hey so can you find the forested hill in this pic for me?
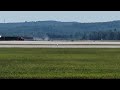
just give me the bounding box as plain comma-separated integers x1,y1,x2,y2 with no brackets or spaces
0,20,120,40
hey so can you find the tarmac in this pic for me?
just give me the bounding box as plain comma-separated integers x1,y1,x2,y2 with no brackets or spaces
0,41,120,48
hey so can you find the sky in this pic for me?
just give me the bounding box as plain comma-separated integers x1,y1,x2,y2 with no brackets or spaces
0,11,120,23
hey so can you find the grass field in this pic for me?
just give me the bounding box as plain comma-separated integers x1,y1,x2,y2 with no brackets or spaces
0,48,120,79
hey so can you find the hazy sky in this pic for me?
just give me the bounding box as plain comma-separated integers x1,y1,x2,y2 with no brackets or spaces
0,11,120,23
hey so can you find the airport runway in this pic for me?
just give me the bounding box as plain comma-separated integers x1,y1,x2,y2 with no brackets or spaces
0,41,120,48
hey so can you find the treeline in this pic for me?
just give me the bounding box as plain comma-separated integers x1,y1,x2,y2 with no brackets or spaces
47,29,120,40
1,29,120,40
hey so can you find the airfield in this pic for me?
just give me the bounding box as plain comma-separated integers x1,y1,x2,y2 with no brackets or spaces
0,40,120,48
1,41,120,79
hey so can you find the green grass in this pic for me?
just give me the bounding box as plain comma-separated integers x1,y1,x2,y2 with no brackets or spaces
0,48,120,79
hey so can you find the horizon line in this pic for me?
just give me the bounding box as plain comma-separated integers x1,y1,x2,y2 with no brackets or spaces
0,20,120,24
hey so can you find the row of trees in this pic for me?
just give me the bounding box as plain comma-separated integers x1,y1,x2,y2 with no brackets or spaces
1,29,120,40
46,29,120,40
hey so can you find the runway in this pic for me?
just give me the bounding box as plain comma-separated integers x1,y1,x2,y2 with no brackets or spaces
0,41,120,48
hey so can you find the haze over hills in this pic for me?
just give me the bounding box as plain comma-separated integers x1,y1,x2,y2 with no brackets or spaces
0,20,120,40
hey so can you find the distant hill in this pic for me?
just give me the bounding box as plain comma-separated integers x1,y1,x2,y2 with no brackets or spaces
0,20,120,40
